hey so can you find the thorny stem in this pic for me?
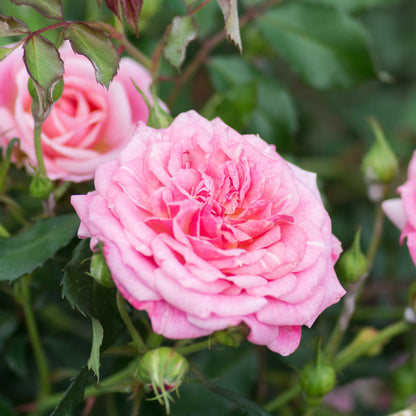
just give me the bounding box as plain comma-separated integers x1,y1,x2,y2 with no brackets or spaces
325,203,385,359
116,291,147,353
166,0,285,107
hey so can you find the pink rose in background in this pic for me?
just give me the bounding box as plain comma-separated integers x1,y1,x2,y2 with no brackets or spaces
0,42,154,182
71,111,345,355
382,151,416,265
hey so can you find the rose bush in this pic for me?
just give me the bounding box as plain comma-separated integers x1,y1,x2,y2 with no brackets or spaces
0,42,154,182
71,111,345,355
382,151,416,266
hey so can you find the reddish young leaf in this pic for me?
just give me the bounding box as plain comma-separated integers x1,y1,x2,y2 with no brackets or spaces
105,0,143,35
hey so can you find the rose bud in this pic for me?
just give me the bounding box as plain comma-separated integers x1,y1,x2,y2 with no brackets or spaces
137,347,188,414
337,227,367,284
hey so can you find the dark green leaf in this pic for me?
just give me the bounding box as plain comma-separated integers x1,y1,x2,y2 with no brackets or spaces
208,56,257,91
248,78,297,148
64,22,119,88
305,0,401,12
50,366,90,416
193,366,273,416
0,214,79,282
257,2,377,89
0,396,16,416
5,335,27,379
0,311,19,351
163,16,198,70
62,240,123,349
87,317,103,381
10,0,62,19
0,15,29,37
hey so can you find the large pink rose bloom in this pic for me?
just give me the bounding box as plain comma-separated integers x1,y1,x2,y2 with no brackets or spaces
0,42,153,182
382,151,416,265
71,111,345,355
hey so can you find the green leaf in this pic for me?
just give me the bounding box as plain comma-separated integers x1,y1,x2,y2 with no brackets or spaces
0,46,17,61
23,35,63,91
163,16,198,70
5,335,28,379
87,317,103,381
23,34,64,120
10,0,62,19
64,22,119,88
217,0,242,52
208,56,257,91
50,366,90,416
62,240,123,349
257,2,377,89
248,78,297,149
0,15,29,37
193,366,273,416
0,311,19,351
304,0,401,12
0,396,16,416
0,214,79,282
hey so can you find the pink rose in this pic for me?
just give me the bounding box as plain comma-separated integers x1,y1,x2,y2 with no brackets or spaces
0,42,154,182
382,151,416,265
71,111,345,355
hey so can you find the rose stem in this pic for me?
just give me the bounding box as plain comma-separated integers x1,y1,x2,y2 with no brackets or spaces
324,203,385,359
13,275,51,400
264,319,409,413
116,291,147,352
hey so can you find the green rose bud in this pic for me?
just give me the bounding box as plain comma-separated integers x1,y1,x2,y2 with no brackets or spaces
88,249,114,288
137,347,189,414
337,227,367,284
301,343,336,406
213,324,249,348
29,172,53,199
362,117,398,200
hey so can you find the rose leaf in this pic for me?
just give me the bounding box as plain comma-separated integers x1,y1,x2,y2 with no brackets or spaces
217,0,242,52
0,15,30,37
10,0,63,19
0,214,79,282
64,22,119,88
256,2,378,89
163,15,198,71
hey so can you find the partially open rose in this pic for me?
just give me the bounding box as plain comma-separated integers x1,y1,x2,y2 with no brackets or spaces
72,111,345,355
382,151,416,266
0,42,155,182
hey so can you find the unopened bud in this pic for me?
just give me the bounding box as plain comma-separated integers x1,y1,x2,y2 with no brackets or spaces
137,347,188,414
362,117,398,189
301,343,336,406
88,249,113,288
214,324,249,348
29,172,53,199
337,227,367,284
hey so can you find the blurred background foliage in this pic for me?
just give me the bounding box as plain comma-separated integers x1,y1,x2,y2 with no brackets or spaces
0,0,416,415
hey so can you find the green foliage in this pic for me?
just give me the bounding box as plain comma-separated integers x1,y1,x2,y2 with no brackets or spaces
257,2,377,89
163,16,198,70
0,215,79,281
64,22,119,88
10,0,63,19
